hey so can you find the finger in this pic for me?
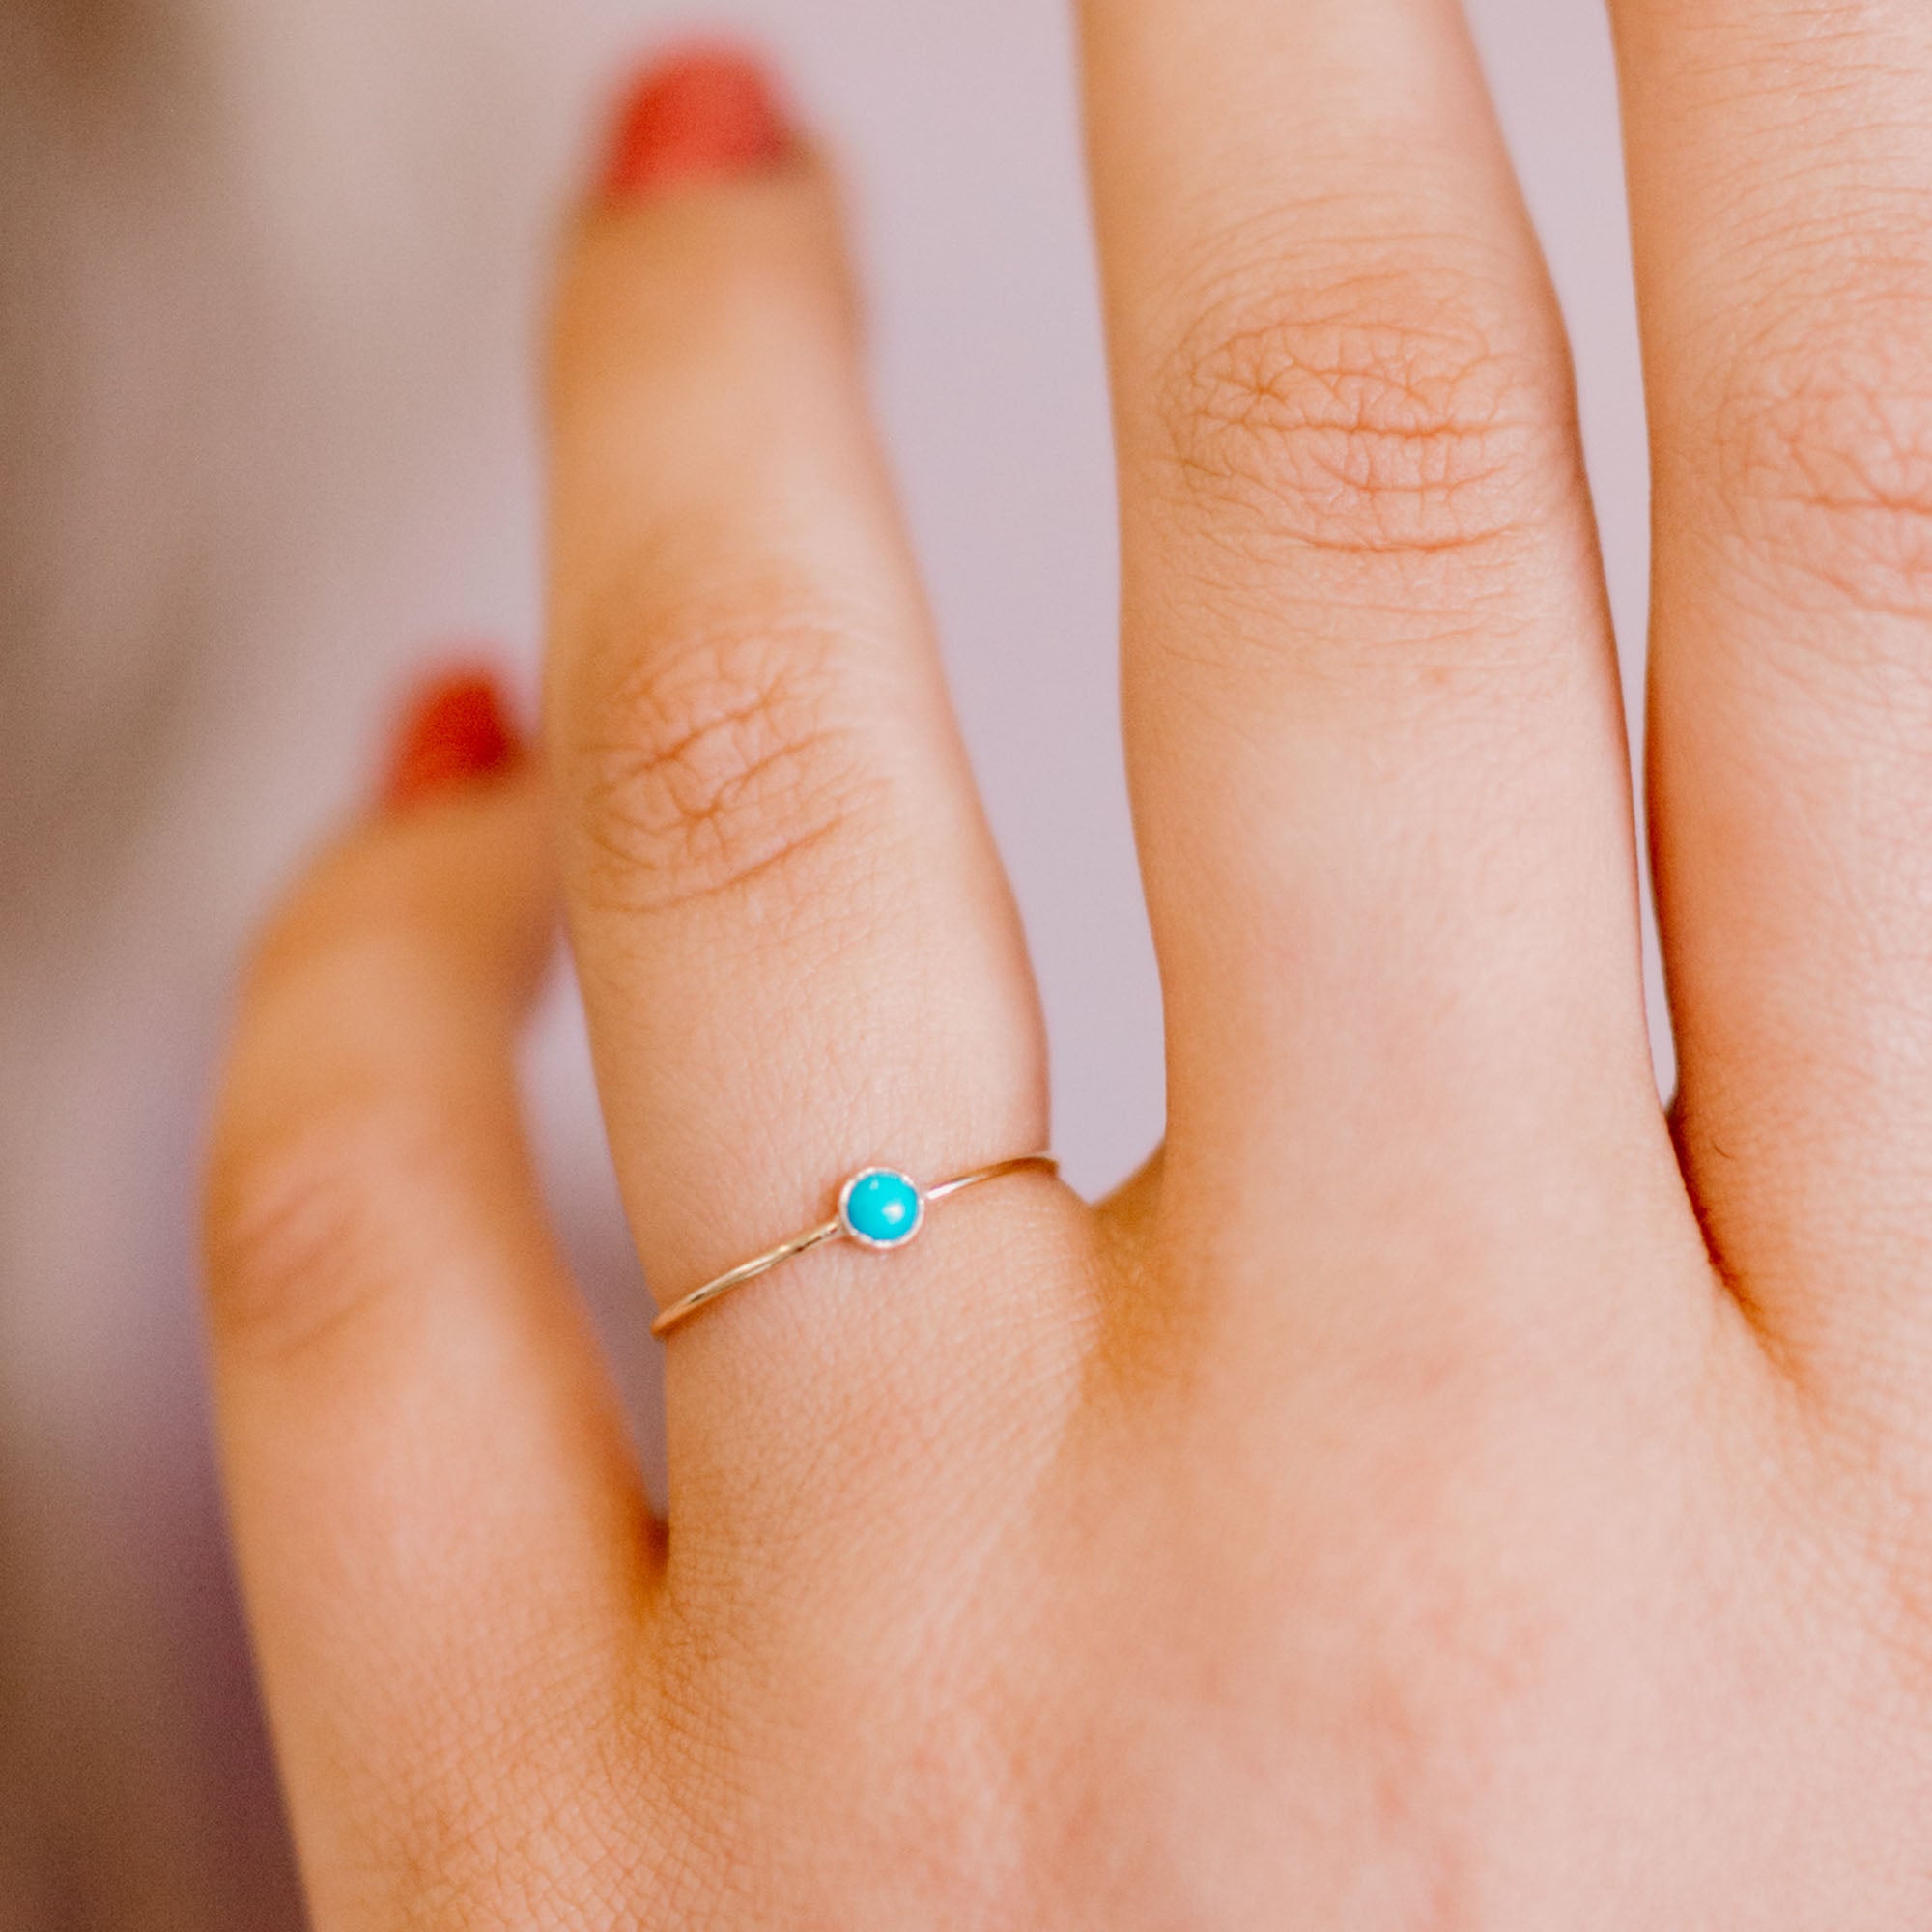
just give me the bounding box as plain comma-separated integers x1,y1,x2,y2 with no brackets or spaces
1609,0,1932,1387
547,55,1088,1527
203,678,652,1922
1079,0,1680,1328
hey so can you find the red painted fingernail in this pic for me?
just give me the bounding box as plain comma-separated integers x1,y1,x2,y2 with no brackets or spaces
598,45,794,200
382,668,520,811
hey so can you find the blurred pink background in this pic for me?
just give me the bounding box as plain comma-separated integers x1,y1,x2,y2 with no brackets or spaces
0,0,1654,1919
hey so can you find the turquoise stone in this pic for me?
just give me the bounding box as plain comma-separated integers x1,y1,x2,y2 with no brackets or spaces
841,1168,924,1249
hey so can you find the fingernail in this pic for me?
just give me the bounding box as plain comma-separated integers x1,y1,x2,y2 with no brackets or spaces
598,45,794,200
382,668,520,811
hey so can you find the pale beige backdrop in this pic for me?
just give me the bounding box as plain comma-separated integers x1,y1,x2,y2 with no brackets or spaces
0,0,1651,1920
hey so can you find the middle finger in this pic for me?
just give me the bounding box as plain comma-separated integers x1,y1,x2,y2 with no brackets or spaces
1082,0,1676,1335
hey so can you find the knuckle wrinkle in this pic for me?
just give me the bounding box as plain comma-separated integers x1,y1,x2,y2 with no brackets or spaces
1158,269,1556,567
1717,331,1932,624
571,613,883,919
204,1106,446,1362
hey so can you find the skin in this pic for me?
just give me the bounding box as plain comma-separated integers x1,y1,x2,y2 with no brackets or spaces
204,0,1932,1922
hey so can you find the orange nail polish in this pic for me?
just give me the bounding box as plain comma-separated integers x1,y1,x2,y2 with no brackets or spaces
598,45,794,200
382,668,519,811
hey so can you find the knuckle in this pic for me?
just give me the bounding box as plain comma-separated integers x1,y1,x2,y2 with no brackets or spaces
1715,315,1932,625
568,598,888,921
203,1099,448,1363
1154,261,1560,573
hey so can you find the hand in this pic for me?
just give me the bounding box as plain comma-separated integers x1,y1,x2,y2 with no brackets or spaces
205,14,1932,1924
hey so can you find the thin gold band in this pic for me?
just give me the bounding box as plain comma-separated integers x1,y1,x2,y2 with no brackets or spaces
651,1155,1060,1339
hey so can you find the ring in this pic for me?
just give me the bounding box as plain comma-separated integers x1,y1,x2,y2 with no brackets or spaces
651,1155,1060,1338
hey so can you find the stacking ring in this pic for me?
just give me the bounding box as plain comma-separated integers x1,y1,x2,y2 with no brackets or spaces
651,1155,1060,1338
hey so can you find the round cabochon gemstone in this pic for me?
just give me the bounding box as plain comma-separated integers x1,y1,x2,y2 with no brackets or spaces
841,1168,925,1249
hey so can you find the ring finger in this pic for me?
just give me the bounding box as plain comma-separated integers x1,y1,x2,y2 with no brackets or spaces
545,52,1087,1543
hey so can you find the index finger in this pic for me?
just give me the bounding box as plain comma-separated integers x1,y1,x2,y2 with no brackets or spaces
1611,0,1932,1394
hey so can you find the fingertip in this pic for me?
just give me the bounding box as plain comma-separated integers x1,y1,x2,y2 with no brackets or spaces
382,666,523,812
595,43,798,203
